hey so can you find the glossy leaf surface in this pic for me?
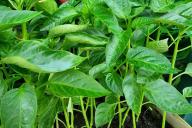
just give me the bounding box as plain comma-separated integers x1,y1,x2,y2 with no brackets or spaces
48,69,110,97
1,84,37,128
1,40,85,73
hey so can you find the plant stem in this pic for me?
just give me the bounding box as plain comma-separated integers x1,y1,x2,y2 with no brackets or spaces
118,96,122,128
90,98,94,128
80,97,90,128
61,99,71,128
22,23,28,40
178,45,192,52
56,114,59,128
162,33,182,128
71,103,74,128
122,108,130,126
132,112,136,128
172,72,185,81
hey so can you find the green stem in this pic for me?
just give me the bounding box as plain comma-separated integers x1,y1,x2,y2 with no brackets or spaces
118,96,122,128
80,97,90,128
132,112,136,128
22,23,28,40
71,103,74,128
56,114,59,128
172,72,185,81
90,98,94,128
162,33,182,128
122,108,130,126
61,99,71,128
178,45,192,52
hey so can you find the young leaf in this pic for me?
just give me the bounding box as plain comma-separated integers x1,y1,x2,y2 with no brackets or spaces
41,6,78,31
49,24,88,37
48,69,110,97
1,84,37,128
149,0,174,12
1,40,85,73
95,103,116,127
92,5,122,35
106,28,131,66
127,46,174,74
35,0,58,14
146,38,169,53
0,10,40,30
64,32,108,46
183,87,192,98
123,75,143,115
185,63,192,77
145,79,192,114
89,63,106,78
104,0,131,19
105,72,123,96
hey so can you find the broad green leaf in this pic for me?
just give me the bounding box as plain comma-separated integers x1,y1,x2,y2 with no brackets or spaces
41,6,78,31
92,5,122,35
35,0,58,14
49,24,88,37
0,10,40,30
158,13,190,26
95,103,116,127
89,63,106,78
48,69,110,97
64,33,108,48
123,75,143,115
1,40,85,73
38,96,59,128
183,87,192,98
1,84,37,128
127,46,174,74
145,79,192,114
132,17,155,29
170,2,192,18
149,0,174,12
106,28,131,66
106,73,123,96
104,0,131,19
185,63,192,77
136,68,161,84
146,38,169,53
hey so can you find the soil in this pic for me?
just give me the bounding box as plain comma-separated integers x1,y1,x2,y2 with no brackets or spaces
57,106,173,128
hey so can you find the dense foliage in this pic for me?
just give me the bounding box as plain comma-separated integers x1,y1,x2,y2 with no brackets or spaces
0,0,192,128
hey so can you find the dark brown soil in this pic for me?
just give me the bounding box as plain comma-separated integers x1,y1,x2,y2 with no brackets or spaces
57,106,173,128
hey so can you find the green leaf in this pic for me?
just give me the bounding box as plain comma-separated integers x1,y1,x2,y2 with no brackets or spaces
48,69,110,97
89,63,106,78
106,28,131,66
146,38,169,53
183,87,192,98
38,96,59,128
95,103,116,127
0,10,40,30
1,40,85,73
41,6,78,31
185,63,192,77
127,46,174,74
149,0,174,12
92,5,122,35
123,75,143,115
49,24,88,37
35,0,58,14
145,79,192,114
105,73,123,96
132,17,155,29
1,84,37,128
64,33,108,47
104,0,131,19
